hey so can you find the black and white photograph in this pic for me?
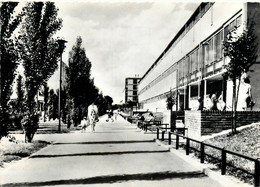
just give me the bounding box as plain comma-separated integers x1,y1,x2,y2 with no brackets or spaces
0,1,259,186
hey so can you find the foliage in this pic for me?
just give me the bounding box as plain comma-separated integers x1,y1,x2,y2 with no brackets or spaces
166,89,176,110
66,36,98,125
18,2,63,142
223,22,258,133
9,75,25,129
0,139,49,167
104,95,113,109
0,2,23,139
223,23,258,80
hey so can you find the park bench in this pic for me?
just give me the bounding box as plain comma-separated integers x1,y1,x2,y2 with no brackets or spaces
172,119,188,136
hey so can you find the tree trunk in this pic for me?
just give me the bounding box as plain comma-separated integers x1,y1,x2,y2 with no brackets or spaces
232,78,237,134
232,77,241,134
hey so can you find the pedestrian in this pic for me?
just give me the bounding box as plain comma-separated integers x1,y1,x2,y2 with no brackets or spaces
88,102,99,132
114,109,119,120
217,94,226,111
80,116,88,133
146,112,154,122
106,109,114,122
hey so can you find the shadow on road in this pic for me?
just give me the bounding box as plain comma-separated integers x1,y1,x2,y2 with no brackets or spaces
2,171,206,187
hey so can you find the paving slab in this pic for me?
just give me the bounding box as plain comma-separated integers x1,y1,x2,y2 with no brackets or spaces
0,115,223,187
0,152,221,186
30,142,169,157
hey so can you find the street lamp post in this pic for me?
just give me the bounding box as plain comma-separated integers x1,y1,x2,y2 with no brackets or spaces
57,39,67,132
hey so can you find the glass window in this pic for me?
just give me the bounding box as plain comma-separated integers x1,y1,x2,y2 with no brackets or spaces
190,50,198,73
178,60,183,79
198,46,204,69
204,42,210,66
184,57,189,76
127,97,133,102
127,85,133,90
236,15,242,27
128,91,133,96
214,31,224,60
128,79,133,84
208,38,214,63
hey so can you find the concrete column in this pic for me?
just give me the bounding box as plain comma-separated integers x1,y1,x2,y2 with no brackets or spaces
188,85,191,109
198,81,201,97
184,86,186,110
204,79,207,104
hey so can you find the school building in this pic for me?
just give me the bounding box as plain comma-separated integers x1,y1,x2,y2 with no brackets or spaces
138,2,260,112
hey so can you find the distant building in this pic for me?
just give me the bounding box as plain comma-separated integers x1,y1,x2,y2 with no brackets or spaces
125,76,141,106
138,2,260,112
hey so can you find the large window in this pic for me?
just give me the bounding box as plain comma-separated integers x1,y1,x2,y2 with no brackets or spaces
128,79,133,84
198,46,204,69
190,49,199,73
183,57,189,76
205,38,214,65
178,60,183,79
214,31,223,61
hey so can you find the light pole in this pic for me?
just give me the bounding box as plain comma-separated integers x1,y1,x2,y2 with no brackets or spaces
0,3,2,106
57,39,67,132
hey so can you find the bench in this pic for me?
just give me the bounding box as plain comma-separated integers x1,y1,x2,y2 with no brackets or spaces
172,119,188,136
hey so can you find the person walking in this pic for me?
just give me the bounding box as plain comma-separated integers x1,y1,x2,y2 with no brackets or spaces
106,109,114,122
88,102,99,132
80,116,88,133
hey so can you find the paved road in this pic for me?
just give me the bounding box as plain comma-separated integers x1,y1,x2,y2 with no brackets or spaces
0,115,222,187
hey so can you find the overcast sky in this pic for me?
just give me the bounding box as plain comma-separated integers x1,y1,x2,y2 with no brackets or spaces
46,1,200,104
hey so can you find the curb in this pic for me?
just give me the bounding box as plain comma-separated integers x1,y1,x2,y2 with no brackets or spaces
155,139,252,187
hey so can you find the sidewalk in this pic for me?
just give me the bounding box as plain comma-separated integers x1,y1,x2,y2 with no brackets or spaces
0,115,225,187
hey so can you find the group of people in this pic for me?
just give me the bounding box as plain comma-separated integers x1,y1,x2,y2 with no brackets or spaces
203,93,226,111
80,105,121,132
195,73,254,111
106,109,120,122
80,103,99,133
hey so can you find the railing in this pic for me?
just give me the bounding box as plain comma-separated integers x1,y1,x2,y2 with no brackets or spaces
156,128,260,187
138,120,169,133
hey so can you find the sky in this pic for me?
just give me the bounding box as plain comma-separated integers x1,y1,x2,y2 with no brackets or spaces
45,1,200,104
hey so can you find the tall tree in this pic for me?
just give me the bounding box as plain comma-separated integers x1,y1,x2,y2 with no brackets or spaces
104,95,113,110
223,22,258,134
19,2,62,142
67,36,98,125
0,2,23,139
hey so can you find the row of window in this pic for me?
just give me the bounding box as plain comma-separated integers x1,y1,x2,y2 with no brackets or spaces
178,14,242,79
126,85,138,90
125,78,140,85
126,91,138,96
127,96,138,102
172,3,214,49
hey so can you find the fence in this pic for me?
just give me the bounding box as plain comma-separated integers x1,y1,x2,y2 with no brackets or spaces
156,128,260,187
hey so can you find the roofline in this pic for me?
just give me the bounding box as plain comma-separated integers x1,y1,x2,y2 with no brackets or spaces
139,2,208,83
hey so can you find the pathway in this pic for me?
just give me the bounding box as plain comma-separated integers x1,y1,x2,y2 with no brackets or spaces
0,115,222,187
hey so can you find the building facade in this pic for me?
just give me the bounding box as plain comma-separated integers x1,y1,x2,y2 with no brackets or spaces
138,2,260,112
125,77,141,106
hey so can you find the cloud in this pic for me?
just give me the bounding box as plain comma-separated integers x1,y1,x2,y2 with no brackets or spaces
48,2,199,103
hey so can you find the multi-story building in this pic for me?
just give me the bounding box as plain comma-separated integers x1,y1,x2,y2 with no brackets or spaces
125,76,141,106
138,2,260,112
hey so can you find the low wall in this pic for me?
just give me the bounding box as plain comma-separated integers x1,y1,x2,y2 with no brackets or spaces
184,110,260,138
